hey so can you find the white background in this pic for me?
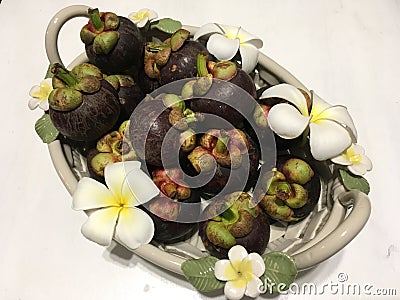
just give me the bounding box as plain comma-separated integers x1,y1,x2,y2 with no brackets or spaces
1,0,399,299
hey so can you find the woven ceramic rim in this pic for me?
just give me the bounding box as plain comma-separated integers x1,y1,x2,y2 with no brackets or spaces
45,5,371,274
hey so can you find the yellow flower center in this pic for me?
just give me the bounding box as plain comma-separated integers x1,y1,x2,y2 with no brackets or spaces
343,147,362,165
133,11,149,21
225,259,254,289
33,81,52,101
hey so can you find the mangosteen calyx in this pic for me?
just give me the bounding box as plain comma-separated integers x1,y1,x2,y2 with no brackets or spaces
81,9,120,55
200,192,270,258
192,129,250,169
81,8,144,74
88,121,136,179
143,29,190,80
259,157,317,222
152,168,191,200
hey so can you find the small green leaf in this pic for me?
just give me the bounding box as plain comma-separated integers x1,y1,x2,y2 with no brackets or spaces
339,169,370,195
181,256,225,292
260,252,297,293
151,18,182,34
35,114,59,144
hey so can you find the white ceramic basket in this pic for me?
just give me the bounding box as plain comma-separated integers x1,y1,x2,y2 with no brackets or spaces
45,5,371,275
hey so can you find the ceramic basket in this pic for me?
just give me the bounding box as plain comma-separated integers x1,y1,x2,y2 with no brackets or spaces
44,5,371,276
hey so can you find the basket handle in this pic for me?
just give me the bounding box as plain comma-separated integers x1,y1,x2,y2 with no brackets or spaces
45,5,91,65
292,185,371,270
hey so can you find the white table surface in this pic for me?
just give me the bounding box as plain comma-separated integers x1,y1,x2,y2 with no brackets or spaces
1,0,399,299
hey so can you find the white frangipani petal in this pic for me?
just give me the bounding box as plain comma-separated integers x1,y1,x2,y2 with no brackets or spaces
38,99,49,111
309,120,352,160
193,23,224,41
215,260,238,281
268,103,310,139
115,207,154,250
238,43,259,73
312,99,357,140
81,207,120,246
247,253,265,277
207,34,239,61
228,245,248,262
236,27,263,48
261,84,309,116
29,85,40,97
348,156,372,176
104,161,141,200
124,168,160,207
331,154,352,166
28,97,40,110
72,177,117,210
224,280,246,300
244,277,263,298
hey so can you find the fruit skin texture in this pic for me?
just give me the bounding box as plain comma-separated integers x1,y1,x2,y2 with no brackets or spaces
159,41,207,86
129,100,182,167
49,80,120,141
85,16,144,74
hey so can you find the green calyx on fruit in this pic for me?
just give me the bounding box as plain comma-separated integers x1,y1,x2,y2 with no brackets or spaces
104,74,136,90
260,158,315,222
198,129,249,169
49,63,103,111
80,9,120,53
206,192,258,248
90,122,136,177
188,146,216,173
210,61,238,81
253,104,271,128
170,29,190,51
152,169,191,200
282,158,314,185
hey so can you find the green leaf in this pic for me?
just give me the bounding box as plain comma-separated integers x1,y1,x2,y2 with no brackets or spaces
35,114,59,144
260,252,297,293
181,256,225,292
339,169,370,195
151,18,182,34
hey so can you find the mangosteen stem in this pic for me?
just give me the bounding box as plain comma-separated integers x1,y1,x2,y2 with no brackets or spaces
88,8,103,31
51,63,78,87
221,207,236,222
215,134,229,154
196,52,209,77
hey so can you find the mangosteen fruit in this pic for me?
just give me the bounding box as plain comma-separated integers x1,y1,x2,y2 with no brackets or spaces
145,168,201,244
104,75,145,121
86,121,136,182
48,63,120,141
80,8,144,74
186,129,260,197
199,192,270,259
258,156,321,222
190,59,257,129
142,29,209,86
129,94,201,167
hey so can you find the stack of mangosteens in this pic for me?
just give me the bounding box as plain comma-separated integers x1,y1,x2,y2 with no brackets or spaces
47,8,321,258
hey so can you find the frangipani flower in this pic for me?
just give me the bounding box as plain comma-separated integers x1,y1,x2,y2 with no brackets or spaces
128,9,158,28
215,245,265,300
28,78,52,111
72,161,159,250
193,24,263,73
264,84,358,161
331,143,372,176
